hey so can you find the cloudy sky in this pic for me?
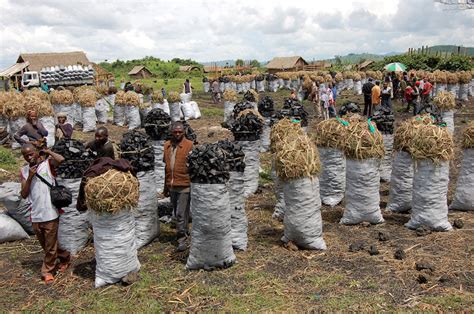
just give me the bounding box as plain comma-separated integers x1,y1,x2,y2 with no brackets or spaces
0,0,473,68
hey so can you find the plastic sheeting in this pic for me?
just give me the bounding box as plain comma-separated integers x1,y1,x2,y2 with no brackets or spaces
203,82,210,93
387,150,413,213
318,147,345,207
380,134,394,182
0,116,8,129
82,107,96,132
449,148,474,211
282,177,326,250
353,80,362,95
152,140,166,194
186,183,236,270
169,102,182,122
447,84,459,99
114,104,126,126
341,159,384,225
57,178,89,255
271,160,285,220
95,98,108,124
181,102,195,120
458,83,469,101
260,119,271,152
152,100,170,115
224,101,235,125
125,105,141,130
238,140,261,197
256,81,265,92
229,172,248,251
89,209,141,287
191,101,201,119
39,116,55,148
180,93,192,103
9,117,26,149
72,103,82,126
0,213,29,243
442,111,454,133
134,171,159,248
406,160,452,231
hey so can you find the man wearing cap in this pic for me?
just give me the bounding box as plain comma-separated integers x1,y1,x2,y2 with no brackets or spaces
55,112,73,143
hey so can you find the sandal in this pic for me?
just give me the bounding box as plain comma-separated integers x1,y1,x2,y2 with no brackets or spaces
57,262,70,273
43,273,54,284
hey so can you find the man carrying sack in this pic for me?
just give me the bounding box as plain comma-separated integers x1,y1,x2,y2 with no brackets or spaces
20,144,70,284
163,121,193,252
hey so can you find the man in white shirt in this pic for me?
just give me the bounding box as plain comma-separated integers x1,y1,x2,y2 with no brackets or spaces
20,144,70,284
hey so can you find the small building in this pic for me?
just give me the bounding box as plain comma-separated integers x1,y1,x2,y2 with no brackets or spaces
265,56,308,73
358,60,374,70
179,65,202,72
128,65,153,79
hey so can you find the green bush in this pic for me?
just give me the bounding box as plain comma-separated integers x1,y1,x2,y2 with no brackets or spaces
0,147,17,165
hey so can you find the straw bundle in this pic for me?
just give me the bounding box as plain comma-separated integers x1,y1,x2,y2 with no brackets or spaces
73,85,93,102
115,91,126,105
96,85,109,96
270,118,304,153
313,118,349,149
366,70,376,79
237,109,264,122
433,70,447,84
314,76,324,84
393,118,426,152
167,91,180,103
0,91,13,114
85,169,139,213
462,121,474,149
223,90,237,102
353,73,362,81
124,91,140,106
446,72,459,84
343,71,354,80
275,134,321,180
152,91,164,103
343,118,385,160
249,89,259,102
433,91,455,110
77,89,98,107
50,90,74,105
324,74,333,83
458,71,472,84
23,88,49,101
334,73,343,82
408,124,454,162
359,72,366,79
302,76,313,90
24,95,54,117
3,93,27,118
374,71,383,80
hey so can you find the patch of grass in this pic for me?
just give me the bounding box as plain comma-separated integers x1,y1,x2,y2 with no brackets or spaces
0,146,17,165
199,107,224,117
422,294,474,310
308,273,346,289
320,292,387,310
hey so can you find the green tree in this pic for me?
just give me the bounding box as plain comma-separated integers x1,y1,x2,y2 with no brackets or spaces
235,59,245,67
157,62,179,79
250,59,261,68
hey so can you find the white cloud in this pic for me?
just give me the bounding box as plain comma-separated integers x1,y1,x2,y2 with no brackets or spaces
0,0,473,69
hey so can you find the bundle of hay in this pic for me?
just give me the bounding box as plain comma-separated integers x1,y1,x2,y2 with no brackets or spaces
151,91,164,104
77,89,98,107
124,91,140,106
115,91,126,105
50,90,74,105
359,72,366,79
343,117,385,160
313,118,348,150
85,169,139,213
223,90,237,102
433,91,455,110
446,72,459,84
237,109,264,122
0,92,13,116
270,118,304,153
374,71,383,80
96,85,109,96
408,124,454,163
462,121,474,149
343,71,354,80
324,74,333,83
167,91,180,104
3,93,27,118
433,70,447,84
353,72,362,81
23,88,49,101
334,73,343,82
458,71,472,84
24,95,54,117
275,134,321,180
366,70,376,79
302,75,313,91
314,76,324,84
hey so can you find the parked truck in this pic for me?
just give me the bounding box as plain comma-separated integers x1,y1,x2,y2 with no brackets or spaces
21,64,95,89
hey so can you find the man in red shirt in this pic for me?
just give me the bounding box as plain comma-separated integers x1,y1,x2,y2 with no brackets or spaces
404,83,419,115
421,78,433,105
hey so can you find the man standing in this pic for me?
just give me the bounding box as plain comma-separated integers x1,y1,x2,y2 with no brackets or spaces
20,144,70,284
183,78,192,94
381,82,392,110
163,122,193,252
362,78,374,116
370,81,381,117
85,127,115,159
421,78,433,105
14,110,48,148
211,79,220,104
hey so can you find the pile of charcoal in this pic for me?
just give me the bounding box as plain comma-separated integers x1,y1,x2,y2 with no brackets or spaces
255,74,265,81
233,101,255,117
276,99,309,127
371,107,395,134
266,74,278,81
243,90,257,102
187,143,230,184
52,139,94,179
231,111,264,141
258,96,274,117
219,76,230,83
144,108,171,141
339,102,362,116
417,103,445,126
217,140,246,172
120,130,155,172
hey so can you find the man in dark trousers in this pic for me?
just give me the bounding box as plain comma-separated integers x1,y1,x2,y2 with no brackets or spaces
85,127,115,159
163,121,193,252
362,78,375,116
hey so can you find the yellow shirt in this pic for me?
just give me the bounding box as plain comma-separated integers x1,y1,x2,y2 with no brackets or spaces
371,85,381,105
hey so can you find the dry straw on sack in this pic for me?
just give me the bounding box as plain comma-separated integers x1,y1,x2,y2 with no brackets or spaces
96,85,109,96
249,89,259,102
393,115,434,152
408,123,453,163
0,91,14,114
124,91,140,106
359,72,366,79
458,71,472,84
334,73,343,82
343,71,354,80
353,73,362,81
343,116,385,160
313,118,349,149
275,134,321,181
23,88,49,101
462,121,474,149
115,90,126,105
77,89,98,107
24,95,54,117
50,90,74,105
433,90,456,110
152,91,164,103
302,76,313,90
324,74,333,82
3,92,27,118
223,90,238,102
167,91,180,103
270,118,304,153
446,72,459,84
85,169,139,213
433,70,447,84
237,109,264,122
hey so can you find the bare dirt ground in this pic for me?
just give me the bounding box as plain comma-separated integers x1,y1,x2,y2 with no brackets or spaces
0,90,473,311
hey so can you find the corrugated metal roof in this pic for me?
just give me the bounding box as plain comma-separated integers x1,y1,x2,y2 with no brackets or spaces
0,61,30,77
